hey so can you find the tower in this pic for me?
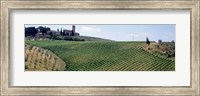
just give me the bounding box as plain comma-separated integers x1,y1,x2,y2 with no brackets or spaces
60,28,63,36
72,25,75,36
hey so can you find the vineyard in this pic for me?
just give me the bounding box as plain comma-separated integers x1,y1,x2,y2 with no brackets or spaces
26,40,175,71
25,44,66,71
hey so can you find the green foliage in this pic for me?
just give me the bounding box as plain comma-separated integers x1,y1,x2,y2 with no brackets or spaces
26,40,175,71
146,37,150,45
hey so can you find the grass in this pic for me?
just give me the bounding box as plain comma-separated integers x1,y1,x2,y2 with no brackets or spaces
26,40,175,71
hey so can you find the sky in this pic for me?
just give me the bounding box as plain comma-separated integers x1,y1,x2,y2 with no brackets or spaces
25,24,175,42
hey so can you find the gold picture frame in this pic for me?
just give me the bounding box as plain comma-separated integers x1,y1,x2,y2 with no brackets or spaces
1,0,199,95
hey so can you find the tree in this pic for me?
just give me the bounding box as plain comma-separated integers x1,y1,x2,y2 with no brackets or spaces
60,31,63,36
146,37,150,45
49,31,53,38
25,27,37,37
158,39,162,43
37,26,48,36
146,37,151,50
46,27,51,31
60,28,63,36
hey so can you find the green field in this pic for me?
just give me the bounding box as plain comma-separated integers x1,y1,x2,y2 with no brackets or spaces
26,40,175,71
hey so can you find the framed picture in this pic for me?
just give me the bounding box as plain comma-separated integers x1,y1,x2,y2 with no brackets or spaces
1,0,199,95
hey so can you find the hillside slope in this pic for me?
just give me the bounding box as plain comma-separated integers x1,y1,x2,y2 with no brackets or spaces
26,40,175,71
25,45,66,71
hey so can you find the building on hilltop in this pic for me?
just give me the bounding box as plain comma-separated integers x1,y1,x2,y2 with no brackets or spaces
47,25,79,36
62,25,79,36
26,25,80,37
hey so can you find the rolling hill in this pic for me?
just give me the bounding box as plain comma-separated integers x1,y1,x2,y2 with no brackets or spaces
25,44,66,71
25,40,175,71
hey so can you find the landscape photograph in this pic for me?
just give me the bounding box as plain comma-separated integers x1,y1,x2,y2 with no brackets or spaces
25,24,175,71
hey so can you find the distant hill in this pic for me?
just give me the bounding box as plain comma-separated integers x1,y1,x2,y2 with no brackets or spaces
76,36,113,41
26,40,175,71
26,35,112,41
